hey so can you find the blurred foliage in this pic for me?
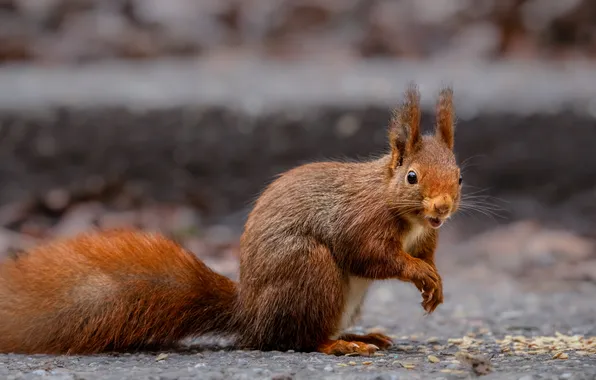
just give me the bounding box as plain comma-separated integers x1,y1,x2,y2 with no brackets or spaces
0,0,595,63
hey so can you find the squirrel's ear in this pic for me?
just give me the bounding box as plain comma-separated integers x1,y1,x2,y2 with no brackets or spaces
435,86,455,150
387,83,421,176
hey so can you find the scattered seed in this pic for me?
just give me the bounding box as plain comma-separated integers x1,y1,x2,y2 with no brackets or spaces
394,345,414,352
553,352,569,360
368,326,387,334
427,355,440,363
392,361,415,369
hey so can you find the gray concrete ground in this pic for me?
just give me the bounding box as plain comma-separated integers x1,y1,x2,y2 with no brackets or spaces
1,273,595,380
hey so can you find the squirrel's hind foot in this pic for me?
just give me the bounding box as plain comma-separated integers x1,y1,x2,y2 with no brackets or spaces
337,333,393,350
317,339,379,356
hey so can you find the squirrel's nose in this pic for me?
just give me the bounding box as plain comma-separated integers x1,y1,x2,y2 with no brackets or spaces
432,197,452,216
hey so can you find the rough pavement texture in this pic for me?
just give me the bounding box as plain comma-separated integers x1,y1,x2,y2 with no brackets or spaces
0,269,595,380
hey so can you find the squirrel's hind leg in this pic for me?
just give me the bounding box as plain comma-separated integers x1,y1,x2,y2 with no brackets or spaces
236,239,345,353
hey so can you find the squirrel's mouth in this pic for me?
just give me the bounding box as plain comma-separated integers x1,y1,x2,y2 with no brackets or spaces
425,217,443,229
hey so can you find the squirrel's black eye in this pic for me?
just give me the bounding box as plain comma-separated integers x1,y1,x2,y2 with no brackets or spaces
458,174,463,185
406,171,418,185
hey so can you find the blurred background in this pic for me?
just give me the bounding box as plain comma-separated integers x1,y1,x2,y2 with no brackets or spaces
0,0,595,291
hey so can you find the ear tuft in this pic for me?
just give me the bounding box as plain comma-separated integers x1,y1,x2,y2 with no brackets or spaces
435,86,455,150
387,83,421,176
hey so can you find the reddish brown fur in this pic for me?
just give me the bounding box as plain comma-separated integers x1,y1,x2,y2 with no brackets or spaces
0,229,237,354
235,84,461,353
0,84,461,356
435,87,455,150
388,83,421,176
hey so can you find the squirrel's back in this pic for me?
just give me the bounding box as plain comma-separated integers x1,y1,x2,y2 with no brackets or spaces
0,229,238,354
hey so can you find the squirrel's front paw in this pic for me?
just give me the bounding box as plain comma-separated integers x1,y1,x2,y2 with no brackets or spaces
411,261,439,292
421,276,443,314
409,261,442,313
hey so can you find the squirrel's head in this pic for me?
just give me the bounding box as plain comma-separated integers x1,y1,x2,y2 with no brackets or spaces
385,84,461,230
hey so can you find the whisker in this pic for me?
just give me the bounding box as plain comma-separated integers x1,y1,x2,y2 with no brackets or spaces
389,205,421,218
461,192,509,201
388,202,420,208
459,201,508,211
460,192,510,208
460,187,504,198
459,200,507,209
461,185,497,194
457,186,511,221
459,154,487,171
461,188,492,196
389,206,420,213
457,204,509,220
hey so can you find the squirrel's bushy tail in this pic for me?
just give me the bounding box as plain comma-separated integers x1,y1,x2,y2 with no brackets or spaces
0,229,239,354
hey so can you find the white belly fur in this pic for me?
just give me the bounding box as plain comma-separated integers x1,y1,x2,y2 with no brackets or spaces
334,220,428,337
402,220,427,252
336,275,372,335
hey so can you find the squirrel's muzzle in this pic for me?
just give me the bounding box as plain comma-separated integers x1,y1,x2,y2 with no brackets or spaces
429,195,453,217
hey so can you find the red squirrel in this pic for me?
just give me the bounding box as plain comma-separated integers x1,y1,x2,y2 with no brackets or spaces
0,84,462,356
